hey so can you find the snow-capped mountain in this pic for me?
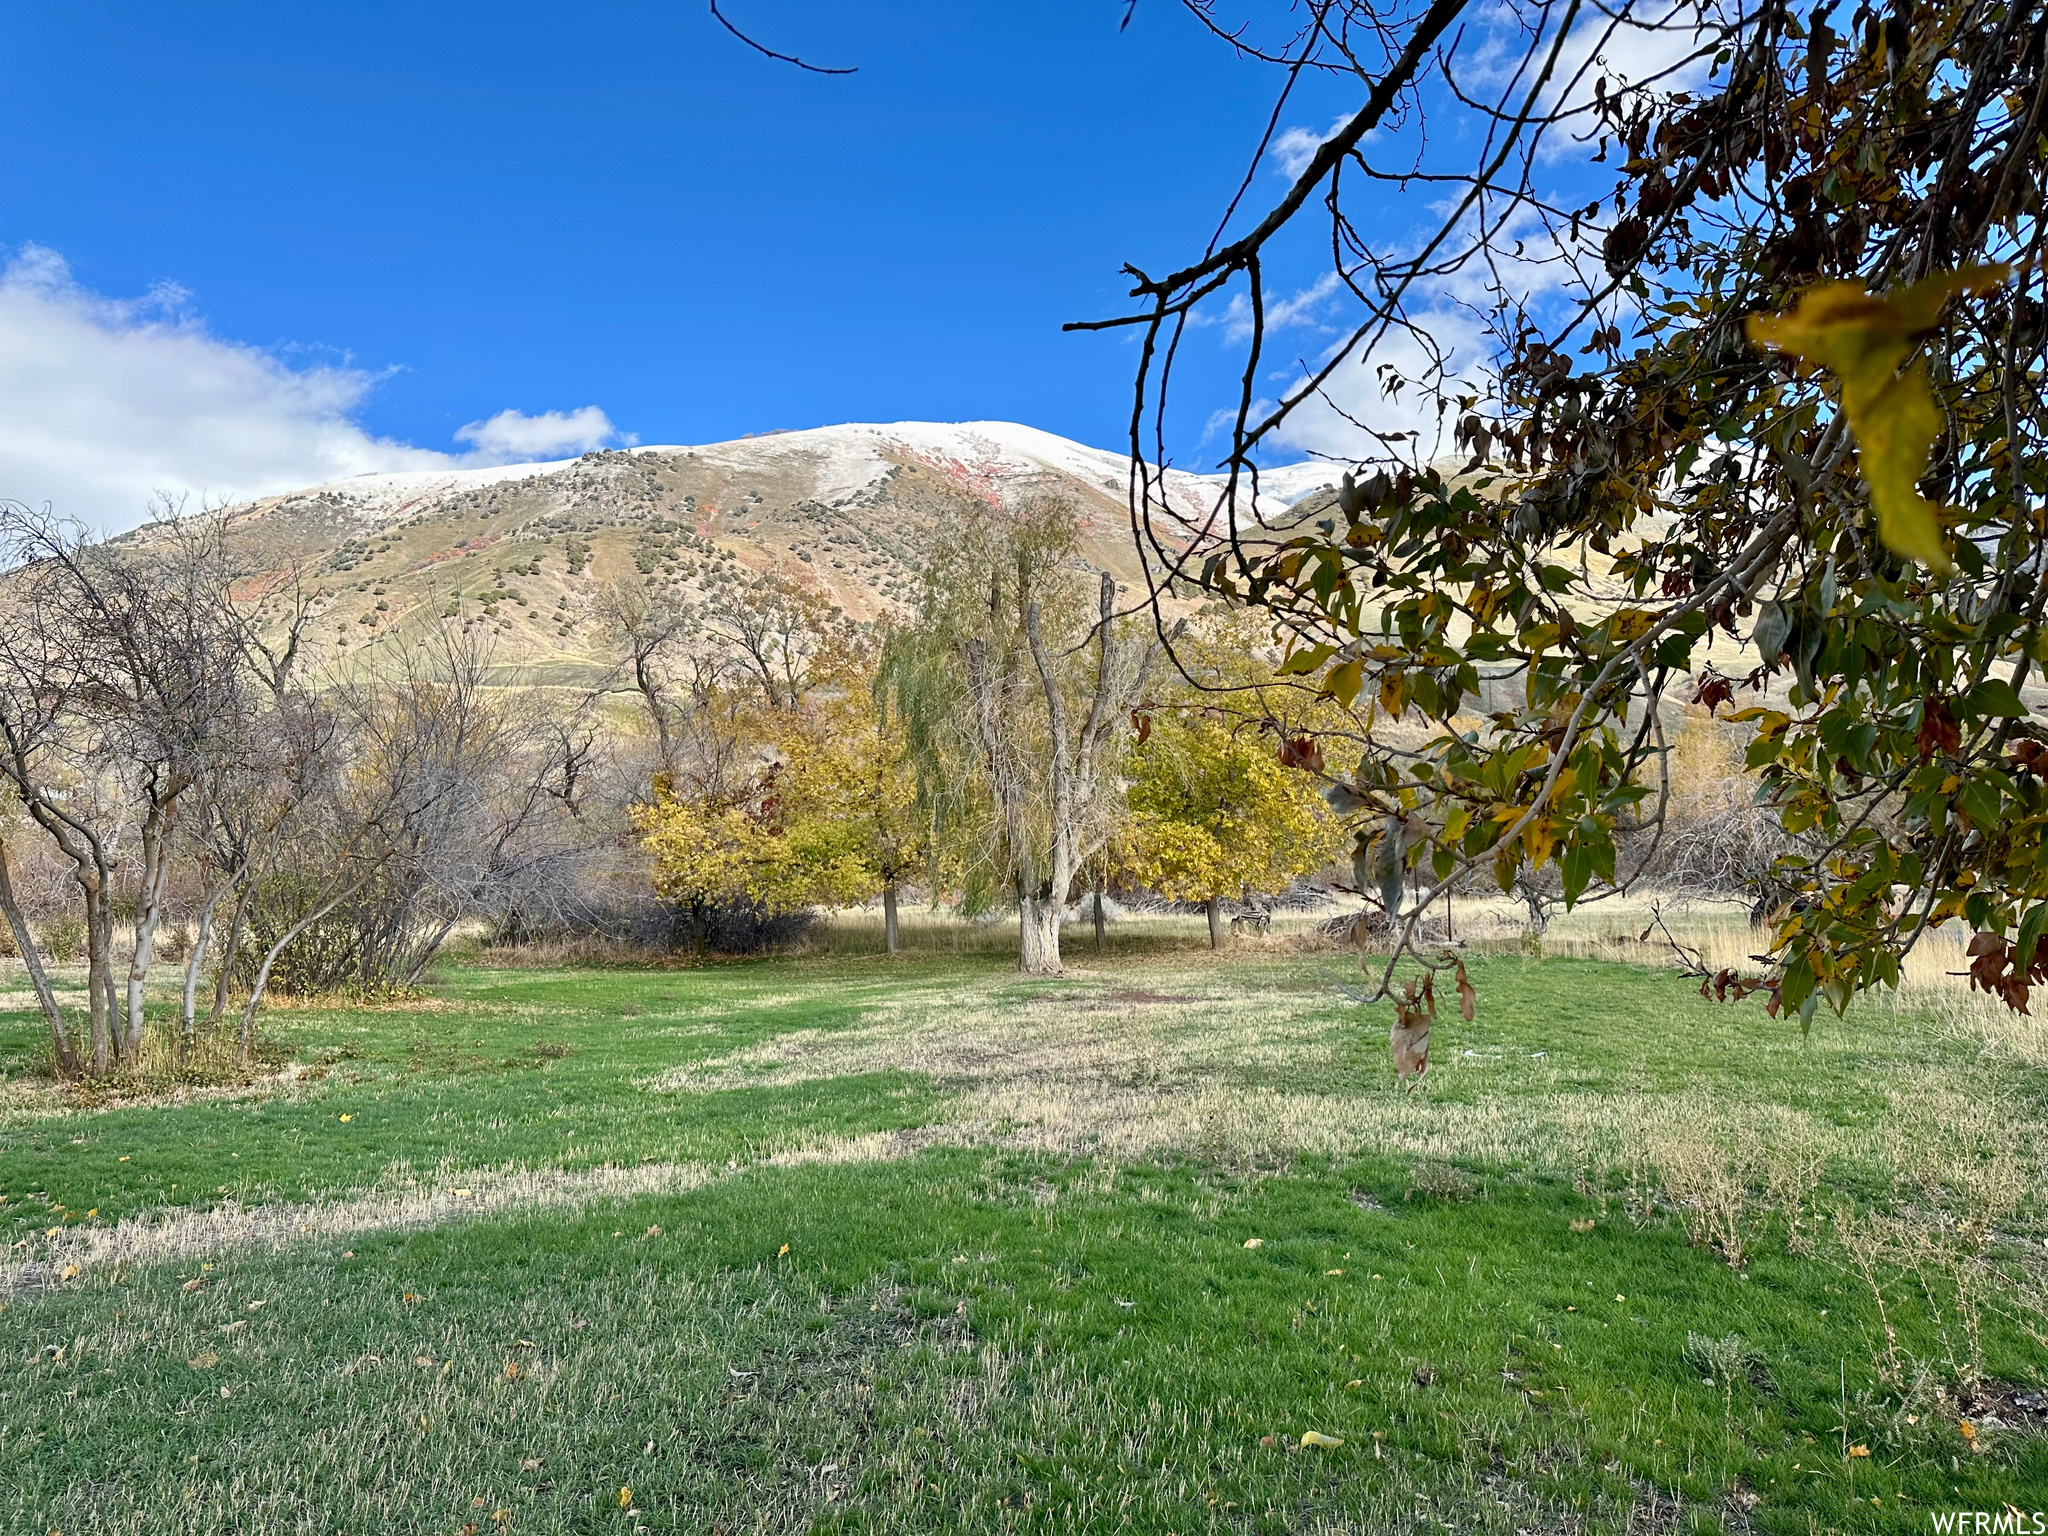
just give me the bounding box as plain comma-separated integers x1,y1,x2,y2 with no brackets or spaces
194,421,1340,681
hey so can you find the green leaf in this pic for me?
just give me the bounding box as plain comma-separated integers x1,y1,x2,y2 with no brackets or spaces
1963,678,2028,719
1559,841,1592,908
1374,816,1406,918
2016,903,2048,974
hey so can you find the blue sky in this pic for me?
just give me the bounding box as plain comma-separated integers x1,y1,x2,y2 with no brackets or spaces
0,0,1383,524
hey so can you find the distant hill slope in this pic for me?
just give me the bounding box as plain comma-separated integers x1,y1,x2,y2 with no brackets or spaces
173,421,1338,688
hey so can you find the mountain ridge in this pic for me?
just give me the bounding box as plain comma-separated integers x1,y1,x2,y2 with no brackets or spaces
178,420,1342,685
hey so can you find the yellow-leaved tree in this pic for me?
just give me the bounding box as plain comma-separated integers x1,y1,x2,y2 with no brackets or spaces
1116,631,1344,946
636,637,921,956
762,672,924,953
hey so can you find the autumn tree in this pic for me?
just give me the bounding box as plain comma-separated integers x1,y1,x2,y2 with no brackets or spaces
887,495,1158,974
1089,0,2048,1020
1119,704,1342,945
635,727,876,955
633,613,897,955
769,669,924,952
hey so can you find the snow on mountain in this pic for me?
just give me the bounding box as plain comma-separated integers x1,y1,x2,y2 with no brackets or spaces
298,420,1336,524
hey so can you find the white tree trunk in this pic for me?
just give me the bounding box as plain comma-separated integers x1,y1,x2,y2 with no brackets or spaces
1018,894,1063,975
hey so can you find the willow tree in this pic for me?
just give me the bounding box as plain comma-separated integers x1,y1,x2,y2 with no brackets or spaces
887,496,1158,974
1089,0,2048,1021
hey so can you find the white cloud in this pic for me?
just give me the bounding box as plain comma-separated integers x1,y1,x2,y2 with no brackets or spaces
455,406,631,460
1266,305,1493,464
1271,113,1356,179
0,245,629,530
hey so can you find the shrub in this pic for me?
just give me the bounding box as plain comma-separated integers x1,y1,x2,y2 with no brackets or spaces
40,914,84,964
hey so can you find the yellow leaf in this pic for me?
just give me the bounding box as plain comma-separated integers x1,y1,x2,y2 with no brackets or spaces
338,1114,353,1123
778,1243,790,1257
1299,1430,1345,1449
618,1486,634,1509
1747,267,2006,571
59,1264,80,1280
1323,659,1364,708
1847,1444,1870,1458
1242,1237,1263,1249
187,1351,219,1369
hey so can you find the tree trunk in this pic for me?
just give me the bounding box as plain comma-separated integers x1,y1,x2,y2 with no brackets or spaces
239,863,386,1066
1206,896,1225,949
123,815,175,1062
1093,873,1105,954
206,876,257,1031
882,879,899,955
0,835,75,1076
1018,893,1063,975
181,876,238,1056
81,878,115,1077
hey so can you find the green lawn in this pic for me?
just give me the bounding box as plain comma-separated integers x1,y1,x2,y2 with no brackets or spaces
1,936,2043,1533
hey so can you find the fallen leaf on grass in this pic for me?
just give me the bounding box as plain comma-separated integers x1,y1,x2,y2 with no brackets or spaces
1242,1238,1263,1249
180,1277,207,1293
1847,1445,1870,1458
1569,1218,1595,1233
618,1486,634,1508
59,1264,80,1281
187,1352,219,1369
521,1458,543,1471
1300,1431,1345,1449
645,1225,662,1237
